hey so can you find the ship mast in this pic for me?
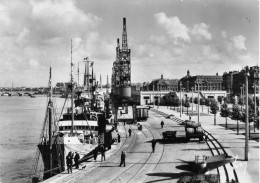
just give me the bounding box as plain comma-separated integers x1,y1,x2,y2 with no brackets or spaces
71,39,74,133
48,65,53,177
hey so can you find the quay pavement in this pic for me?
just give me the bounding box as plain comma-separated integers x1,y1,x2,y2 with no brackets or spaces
42,105,258,183
155,105,259,183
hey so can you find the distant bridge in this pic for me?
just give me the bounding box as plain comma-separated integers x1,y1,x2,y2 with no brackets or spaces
0,91,38,96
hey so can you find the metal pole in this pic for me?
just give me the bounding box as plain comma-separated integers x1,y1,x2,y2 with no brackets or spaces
240,87,243,111
153,83,155,108
245,67,249,161
48,103,53,176
198,82,200,123
157,84,159,109
253,84,256,132
71,40,74,134
191,87,194,114
180,82,182,117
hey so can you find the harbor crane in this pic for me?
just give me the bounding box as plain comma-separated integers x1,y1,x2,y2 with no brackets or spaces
111,18,138,124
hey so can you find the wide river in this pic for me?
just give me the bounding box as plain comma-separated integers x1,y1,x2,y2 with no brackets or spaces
0,96,65,183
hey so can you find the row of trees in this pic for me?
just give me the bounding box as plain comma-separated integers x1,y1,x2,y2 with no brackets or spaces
159,92,259,131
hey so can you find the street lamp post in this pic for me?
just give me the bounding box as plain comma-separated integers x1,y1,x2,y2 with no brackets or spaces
197,82,200,123
253,83,257,132
153,83,155,108
244,66,249,161
191,87,194,114
180,82,182,117
240,86,243,111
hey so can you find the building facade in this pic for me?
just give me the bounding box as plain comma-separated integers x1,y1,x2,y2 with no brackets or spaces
222,66,259,95
179,70,223,92
148,74,179,91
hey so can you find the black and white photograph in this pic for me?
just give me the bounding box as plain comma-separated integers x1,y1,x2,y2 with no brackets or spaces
0,0,259,182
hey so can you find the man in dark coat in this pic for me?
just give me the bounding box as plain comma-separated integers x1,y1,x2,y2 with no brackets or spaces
117,133,121,143
152,139,156,153
93,147,98,161
119,151,126,167
161,121,164,129
100,145,106,162
128,128,132,137
66,152,73,173
74,152,80,169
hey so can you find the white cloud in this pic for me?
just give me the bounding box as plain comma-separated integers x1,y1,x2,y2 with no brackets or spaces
0,3,11,26
30,0,101,39
154,12,190,43
16,27,30,46
29,59,39,67
221,30,227,38
231,35,247,50
191,23,212,40
0,0,104,86
149,35,168,45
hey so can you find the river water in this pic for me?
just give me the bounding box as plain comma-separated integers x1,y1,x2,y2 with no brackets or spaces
0,96,65,183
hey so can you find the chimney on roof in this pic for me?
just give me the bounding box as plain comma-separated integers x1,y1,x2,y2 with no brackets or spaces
161,74,163,79
187,69,190,77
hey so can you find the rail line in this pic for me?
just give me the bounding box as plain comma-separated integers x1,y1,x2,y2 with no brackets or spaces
151,108,239,183
203,129,239,183
142,124,165,183
108,123,165,183
108,124,154,183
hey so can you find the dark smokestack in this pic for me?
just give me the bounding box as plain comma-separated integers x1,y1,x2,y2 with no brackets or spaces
123,17,126,25
117,38,119,45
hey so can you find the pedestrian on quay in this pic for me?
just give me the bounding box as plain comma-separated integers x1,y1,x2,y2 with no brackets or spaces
124,120,126,126
128,128,132,137
74,152,80,169
152,139,156,153
117,133,121,144
115,122,118,130
66,151,73,173
161,121,164,129
100,145,106,162
93,147,98,161
189,115,191,121
119,151,126,167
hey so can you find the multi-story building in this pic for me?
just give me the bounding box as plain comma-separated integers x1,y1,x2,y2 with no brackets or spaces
222,71,240,93
179,70,223,91
231,66,259,94
148,74,179,91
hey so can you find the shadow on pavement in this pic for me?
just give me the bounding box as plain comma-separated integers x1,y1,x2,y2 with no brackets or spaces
144,137,190,144
146,172,194,182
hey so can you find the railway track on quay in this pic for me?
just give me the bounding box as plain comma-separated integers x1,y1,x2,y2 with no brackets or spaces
151,108,239,183
109,124,165,183
203,130,239,183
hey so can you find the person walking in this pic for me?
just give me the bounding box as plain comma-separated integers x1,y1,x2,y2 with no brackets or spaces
93,147,98,161
128,128,132,137
152,139,156,153
66,152,73,173
161,121,164,129
189,115,191,121
100,145,106,162
119,151,126,167
117,133,121,143
74,152,80,169
115,122,118,130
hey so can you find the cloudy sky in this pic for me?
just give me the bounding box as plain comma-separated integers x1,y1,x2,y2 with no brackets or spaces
0,0,258,87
